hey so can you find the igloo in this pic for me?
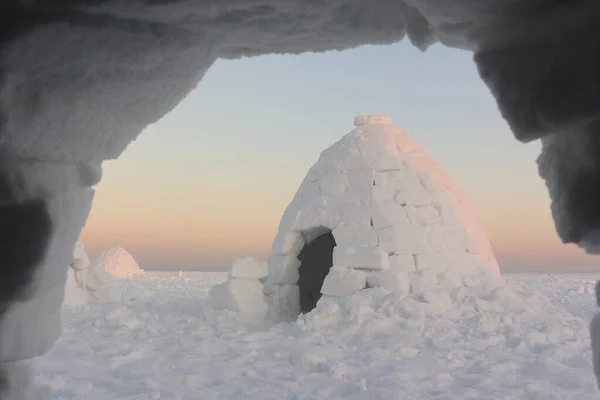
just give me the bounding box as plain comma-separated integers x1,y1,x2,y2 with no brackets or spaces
94,246,145,278
263,115,502,319
65,240,124,303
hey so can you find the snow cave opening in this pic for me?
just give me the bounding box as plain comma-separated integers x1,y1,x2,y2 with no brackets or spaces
296,228,337,314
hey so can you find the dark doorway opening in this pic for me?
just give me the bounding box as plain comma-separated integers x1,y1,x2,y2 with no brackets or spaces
296,229,336,314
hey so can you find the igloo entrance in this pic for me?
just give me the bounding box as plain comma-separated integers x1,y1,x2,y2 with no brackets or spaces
296,228,337,313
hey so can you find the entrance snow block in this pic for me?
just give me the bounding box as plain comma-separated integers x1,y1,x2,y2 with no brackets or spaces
208,279,268,315
333,246,389,270
321,266,367,298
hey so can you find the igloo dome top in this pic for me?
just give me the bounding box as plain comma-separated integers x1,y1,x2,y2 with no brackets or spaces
263,115,501,319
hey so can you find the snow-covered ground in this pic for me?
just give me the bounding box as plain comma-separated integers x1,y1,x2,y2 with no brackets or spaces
39,271,600,399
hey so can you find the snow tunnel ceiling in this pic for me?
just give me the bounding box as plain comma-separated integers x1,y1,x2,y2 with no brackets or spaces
3,1,600,254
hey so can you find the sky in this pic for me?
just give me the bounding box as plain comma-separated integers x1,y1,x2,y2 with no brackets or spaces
80,41,600,273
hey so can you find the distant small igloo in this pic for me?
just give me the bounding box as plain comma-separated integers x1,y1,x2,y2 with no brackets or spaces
94,246,144,278
64,239,124,304
263,115,501,319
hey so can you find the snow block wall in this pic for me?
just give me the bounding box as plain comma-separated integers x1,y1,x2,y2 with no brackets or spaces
209,257,268,315
263,115,502,320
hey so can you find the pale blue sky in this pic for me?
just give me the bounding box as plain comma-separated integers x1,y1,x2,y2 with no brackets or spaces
83,41,600,272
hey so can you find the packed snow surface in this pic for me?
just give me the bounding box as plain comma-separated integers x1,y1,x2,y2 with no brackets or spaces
94,247,145,278
44,271,600,399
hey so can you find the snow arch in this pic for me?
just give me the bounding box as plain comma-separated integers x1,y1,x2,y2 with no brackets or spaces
296,228,337,313
3,2,600,397
263,115,501,319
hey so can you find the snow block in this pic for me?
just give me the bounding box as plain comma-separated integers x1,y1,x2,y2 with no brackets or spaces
296,180,322,204
319,174,348,198
345,170,374,193
403,151,436,173
394,176,431,206
389,254,416,272
332,223,378,247
302,225,332,244
373,171,406,193
63,269,87,307
83,266,113,292
333,246,389,270
409,269,439,293
294,206,341,233
341,199,372,226
71,256,90,271
405,205,441,226
367,270,410,294
354,115,391,126
318,139,366,172
321,266,367,297
430,189,463,225
268,284,300,320
209,279,268,315
427,226,476,252
229,257,268,280
419,289,453,310
415,251,478,274
293,208,325,233
270,255,300,285
377,224,429,255
371,199,411,228
271,231,305,256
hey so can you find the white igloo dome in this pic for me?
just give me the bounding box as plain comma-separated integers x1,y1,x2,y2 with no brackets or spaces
263,115,501,319
94,246,144,278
